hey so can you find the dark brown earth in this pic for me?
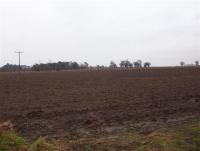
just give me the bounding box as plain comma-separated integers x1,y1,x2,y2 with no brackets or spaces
0,67,200,139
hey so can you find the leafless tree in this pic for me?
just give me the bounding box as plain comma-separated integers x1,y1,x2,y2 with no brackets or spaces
195,60,199,66
180,61,185,67
144,62,151,68
120,60,132,68
109,61,117,68
134,60,142,68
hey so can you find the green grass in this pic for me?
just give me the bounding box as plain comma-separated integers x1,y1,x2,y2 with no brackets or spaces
65,121,200,151
0,131,55,151
0,121,200,151
0,131,27,151
29,137,55,151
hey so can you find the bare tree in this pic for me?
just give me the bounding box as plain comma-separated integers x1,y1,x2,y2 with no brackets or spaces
180,61,185,67
137,60,142,67
84,62,89,68
120,60,132,68
120,60,126,68
134,62,140,68
144,62,151,68
195,60,199,66
134,60,142,68
80,62,89,69
109,61,117,68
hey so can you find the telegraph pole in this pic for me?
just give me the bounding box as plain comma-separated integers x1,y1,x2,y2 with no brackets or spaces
15,51,24,72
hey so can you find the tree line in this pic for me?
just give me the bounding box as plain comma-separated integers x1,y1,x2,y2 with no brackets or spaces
112,60,151,68
0,60,152,72
180,61,199,67
1,59,200,72
0,61,89,72
31,61,89,71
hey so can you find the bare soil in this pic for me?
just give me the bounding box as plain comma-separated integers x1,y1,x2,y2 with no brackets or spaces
0,67,200,140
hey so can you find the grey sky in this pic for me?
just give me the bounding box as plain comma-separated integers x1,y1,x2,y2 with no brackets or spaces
0,0,200,66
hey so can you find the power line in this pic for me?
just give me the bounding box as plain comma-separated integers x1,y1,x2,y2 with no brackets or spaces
15,51,24,72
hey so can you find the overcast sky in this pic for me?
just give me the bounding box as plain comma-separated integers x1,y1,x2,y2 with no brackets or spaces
0,0,200,66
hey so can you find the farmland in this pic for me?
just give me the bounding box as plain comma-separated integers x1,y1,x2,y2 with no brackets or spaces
0,67,200,150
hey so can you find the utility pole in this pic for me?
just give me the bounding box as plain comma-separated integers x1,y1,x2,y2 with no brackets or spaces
15,51,24,72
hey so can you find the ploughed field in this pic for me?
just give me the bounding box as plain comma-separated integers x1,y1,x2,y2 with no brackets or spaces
0,67,200,140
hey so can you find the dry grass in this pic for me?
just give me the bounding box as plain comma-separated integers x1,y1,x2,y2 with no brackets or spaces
0,121,55,151
59,120,200,151
1,120,200,151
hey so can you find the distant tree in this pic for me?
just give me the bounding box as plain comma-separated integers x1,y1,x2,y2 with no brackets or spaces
80,62,89,69
128,61,133,68
144,62,151,68
120,60,126,68
134,60,142,68
120,60,132,68
109,61,117,68
32,64,40,71
180,61,185,67
71,62,79,69
195,60,199,66
31,61,86,71
137,60,142,67
0,63,30,72
134,62,140,68
96,65,105,69
84,62,89,68
55,61,64,71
